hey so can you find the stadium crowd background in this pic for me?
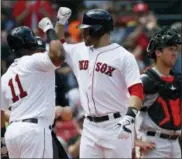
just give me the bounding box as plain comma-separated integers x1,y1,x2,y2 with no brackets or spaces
1,0,181,158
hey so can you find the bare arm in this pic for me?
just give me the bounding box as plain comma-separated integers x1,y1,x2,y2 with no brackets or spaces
1,111,5,128
126,26,143,43
129,96,142,111
55,23,65,40
4,110,10,123
132,45,143,58
48,39,64,66
38,17,65,66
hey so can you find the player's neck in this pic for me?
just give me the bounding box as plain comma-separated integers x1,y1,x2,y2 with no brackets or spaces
24,49,35,56
93,34,111,48
155,62,171,76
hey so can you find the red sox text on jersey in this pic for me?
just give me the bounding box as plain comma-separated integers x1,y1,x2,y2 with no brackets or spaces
79,60,115,76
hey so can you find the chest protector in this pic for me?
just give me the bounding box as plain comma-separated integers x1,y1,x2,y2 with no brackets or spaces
141,68,182,130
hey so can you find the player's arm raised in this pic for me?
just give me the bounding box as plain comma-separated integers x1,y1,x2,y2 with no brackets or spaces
55,7,72,41
54,7,76,70
38,17,64,66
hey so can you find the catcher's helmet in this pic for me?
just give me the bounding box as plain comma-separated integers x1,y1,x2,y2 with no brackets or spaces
7,26,38,57
77,9,113,37
147,26,182,59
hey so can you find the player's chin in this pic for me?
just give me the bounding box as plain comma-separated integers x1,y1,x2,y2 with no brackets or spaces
169,60,177,67
84,40,92,47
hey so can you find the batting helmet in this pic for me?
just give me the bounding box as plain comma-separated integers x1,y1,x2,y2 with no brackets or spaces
77,9,113,37
36,36,46,52
147,26,182,59
7,26,38,57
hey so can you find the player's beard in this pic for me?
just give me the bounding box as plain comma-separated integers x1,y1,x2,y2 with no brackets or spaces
84,36,94,46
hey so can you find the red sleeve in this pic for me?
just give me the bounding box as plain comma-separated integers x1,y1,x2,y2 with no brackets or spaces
136,33,149,51
43,2,55,17
13,1,25,18
128,83,144,101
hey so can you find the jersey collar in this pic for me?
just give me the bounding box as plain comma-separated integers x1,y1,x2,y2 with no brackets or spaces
89,43,119,53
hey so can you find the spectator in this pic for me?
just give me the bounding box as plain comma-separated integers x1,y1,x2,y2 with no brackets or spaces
68,20,82,43
13,1,55,36
110,12,127,44
124,2,158,71
171,22,182,74
1,9,15,32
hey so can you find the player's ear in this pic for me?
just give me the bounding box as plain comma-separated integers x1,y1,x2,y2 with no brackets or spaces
155,49,162,58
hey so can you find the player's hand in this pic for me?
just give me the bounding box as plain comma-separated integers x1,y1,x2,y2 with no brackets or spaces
135,139,156,152
38,17,53,32
57,7,72,25
115,115,134,139
55,106,73,121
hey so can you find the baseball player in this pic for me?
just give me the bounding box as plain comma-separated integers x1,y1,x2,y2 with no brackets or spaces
39,8,144,158
1,23,65,158
135,26,182,158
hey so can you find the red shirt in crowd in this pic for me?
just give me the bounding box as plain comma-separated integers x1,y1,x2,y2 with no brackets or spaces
135,32,149,52
13,1,54,30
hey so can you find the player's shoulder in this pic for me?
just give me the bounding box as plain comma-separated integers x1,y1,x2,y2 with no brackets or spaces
8,53,45,71
19,52,48,64
1,65,14,87
63,42,86,49
1,73,7,83
107,43,133,59
116,44,135,59
63,42,88,56
140,67,152,81
140,67,157,94
4,58,21,74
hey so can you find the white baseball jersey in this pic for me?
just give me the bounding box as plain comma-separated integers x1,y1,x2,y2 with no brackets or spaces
1,53,57,125
63,42,141,116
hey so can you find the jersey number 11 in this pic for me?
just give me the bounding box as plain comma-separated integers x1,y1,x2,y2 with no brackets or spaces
8,74,27,103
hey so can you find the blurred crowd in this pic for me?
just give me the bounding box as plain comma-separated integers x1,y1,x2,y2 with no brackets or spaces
1,0,181,159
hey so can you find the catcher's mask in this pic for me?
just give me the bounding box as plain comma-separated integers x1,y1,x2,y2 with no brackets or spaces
147,26,182,59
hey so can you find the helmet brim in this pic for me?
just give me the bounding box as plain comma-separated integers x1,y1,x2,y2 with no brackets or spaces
176,40,182,44
76,24,92,29
76,24,102,30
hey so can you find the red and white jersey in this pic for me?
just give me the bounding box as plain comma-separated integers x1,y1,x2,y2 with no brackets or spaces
63,42,141,116
1,53,57,125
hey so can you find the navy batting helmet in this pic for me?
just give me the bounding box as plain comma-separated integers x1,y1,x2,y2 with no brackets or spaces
36,36,46,52
7,26,38,57
147,26,182,59
77,9,113,37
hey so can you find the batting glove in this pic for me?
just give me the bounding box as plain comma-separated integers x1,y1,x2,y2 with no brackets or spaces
38,17,54,33
115,115,135,139
57,7,72,25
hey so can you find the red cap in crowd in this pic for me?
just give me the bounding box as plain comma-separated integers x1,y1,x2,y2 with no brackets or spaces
133,3,149,13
